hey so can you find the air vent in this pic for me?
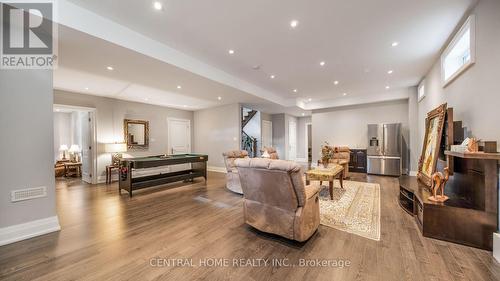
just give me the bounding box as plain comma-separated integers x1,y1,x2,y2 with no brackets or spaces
11,186,47,202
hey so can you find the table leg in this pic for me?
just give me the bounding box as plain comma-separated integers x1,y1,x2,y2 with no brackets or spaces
320,181,323,186
339,172,344,189
329,181,334,200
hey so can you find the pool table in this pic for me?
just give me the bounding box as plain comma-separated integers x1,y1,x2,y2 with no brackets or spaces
119,154,208,197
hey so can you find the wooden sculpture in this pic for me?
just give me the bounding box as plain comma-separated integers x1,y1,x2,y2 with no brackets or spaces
428,167,450,202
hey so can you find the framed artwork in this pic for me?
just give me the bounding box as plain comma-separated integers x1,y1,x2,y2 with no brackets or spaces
417,103,447,187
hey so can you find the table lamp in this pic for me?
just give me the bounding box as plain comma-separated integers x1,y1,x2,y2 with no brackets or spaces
59,144,68,160
69,144,81,162
105,142,127,166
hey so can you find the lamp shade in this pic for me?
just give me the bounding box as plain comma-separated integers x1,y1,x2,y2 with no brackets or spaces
59,144,69,151
105,143,127,153
69,144,81,153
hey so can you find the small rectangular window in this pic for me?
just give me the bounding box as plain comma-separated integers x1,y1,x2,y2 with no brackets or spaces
441,15,475,87
418,81,425,102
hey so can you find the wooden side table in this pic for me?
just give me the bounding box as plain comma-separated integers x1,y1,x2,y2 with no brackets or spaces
106,165,119,184
64,162,82,177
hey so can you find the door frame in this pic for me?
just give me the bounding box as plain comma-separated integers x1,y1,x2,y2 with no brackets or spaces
261,120,273,148
167,117,191,154
53,104,98,184
288,120,297,161
305,122,312,163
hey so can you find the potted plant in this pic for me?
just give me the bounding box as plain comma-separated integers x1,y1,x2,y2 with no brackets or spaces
320,142,334,168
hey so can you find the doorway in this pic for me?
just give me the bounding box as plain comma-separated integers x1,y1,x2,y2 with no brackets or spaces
53,105,97,184
306,123,312,163
288,120,297,160
262,120,273,149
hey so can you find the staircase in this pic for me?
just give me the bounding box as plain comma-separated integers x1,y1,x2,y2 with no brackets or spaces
241,107,258,157
242,108,257,129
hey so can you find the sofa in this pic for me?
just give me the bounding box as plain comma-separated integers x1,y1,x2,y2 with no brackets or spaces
235,158,320,242
318,146,351,178
222,150,249,194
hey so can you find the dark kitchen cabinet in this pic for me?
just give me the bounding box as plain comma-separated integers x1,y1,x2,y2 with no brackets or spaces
349,149,367,173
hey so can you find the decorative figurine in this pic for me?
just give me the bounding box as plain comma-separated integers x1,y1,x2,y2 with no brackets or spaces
428,167,450,202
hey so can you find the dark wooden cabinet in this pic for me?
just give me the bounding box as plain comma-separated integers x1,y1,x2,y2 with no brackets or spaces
349,149,367,173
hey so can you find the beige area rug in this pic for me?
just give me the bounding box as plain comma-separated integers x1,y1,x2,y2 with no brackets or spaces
318,180,381,241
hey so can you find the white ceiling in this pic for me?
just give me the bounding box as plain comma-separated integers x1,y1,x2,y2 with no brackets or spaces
55,26,303,114
58,0,476,112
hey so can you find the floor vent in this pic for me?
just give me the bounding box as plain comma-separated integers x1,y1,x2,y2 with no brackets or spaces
11,186,47,202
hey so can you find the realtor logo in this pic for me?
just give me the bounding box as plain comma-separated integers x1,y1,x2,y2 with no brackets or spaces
1,1,57,69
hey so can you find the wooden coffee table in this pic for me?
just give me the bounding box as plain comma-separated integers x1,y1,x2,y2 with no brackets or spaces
306,164,344,200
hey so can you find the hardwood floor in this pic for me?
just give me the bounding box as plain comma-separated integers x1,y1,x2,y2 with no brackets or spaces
1,172,499,281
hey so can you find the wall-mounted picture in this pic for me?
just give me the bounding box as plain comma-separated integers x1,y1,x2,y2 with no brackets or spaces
418,103,447,187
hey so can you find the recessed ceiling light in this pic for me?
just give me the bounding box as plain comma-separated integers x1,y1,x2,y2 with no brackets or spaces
84,87,89,90
153,1,163,10
319,61,326,66
301,113,305,116
144,97,149,101
343,93,347,96
333,80,339,85
55,109,60,112
270,75,275,79
228,49,235,55
308,98,312,102
385,86,390,89
387,70,393,74
106,66,114,71
177,85,182,89
391,41,399,47
183,105,187,108
217,96,222,101
290,20,299,28
293,89,298,93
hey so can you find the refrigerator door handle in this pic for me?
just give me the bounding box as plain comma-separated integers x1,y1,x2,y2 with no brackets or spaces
382,125,386,155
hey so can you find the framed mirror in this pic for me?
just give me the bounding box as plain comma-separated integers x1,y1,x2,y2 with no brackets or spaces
124,119,149,149
417,103,447,187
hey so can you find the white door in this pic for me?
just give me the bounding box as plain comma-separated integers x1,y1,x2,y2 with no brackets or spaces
168,118,191,171
168,118,191,154
81,112,93,183
262,120,273,149
288,120,297,160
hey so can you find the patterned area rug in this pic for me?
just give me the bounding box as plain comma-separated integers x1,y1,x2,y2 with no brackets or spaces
318,180,381,241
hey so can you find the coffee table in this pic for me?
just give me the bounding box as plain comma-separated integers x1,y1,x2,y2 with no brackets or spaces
306,164,344,200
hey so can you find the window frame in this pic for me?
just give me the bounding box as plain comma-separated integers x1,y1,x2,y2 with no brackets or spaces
418,80,426,102
441,15,476,87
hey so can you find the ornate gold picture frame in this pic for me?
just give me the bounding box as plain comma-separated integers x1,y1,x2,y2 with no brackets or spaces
417,103,447,187
124,119,149,150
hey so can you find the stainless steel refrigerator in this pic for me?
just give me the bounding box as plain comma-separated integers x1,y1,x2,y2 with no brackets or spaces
367,123,401,176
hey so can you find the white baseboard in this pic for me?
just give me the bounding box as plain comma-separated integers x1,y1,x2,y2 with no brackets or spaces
294,158,308,163
494,232,500,263
0,216,60,246
208,166,227,173
409,171,418,176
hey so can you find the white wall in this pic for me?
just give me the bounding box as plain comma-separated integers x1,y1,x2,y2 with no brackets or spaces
417,0,500,153
0,69,59,239
416,0,500,234
312,99,410,171
54,90,194,181
193,103,241,169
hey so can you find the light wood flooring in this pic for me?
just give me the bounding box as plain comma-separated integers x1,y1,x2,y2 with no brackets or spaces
0,172,499,281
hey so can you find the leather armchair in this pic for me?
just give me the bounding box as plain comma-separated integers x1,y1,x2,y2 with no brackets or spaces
222,150,249,194
318,146,350,178
235,158,320,242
